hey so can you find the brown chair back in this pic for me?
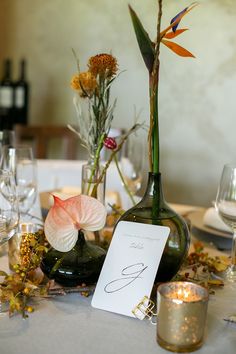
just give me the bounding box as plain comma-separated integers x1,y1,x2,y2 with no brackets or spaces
14,124,79,159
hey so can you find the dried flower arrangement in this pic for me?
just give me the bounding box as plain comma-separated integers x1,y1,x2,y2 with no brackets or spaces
69,52,144,204
70,53,119,160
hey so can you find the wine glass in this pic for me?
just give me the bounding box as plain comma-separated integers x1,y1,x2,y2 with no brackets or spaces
0,146,37,220
120,132,145,198
0,170,19,246
0,170,19,314
215,164,236,282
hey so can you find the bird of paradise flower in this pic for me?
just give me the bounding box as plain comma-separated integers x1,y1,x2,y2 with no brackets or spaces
129,1,198,173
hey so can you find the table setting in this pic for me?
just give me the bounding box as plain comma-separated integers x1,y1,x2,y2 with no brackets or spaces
0,1,236,354
189,207,233,251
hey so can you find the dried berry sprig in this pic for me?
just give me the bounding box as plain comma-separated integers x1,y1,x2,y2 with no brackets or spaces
0,229,49,318
175,242,229,293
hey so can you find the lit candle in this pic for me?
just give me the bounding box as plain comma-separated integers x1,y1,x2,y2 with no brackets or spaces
156,282,209,353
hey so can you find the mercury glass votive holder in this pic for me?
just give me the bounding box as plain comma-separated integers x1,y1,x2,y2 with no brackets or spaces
156,281,209,353
8,223,39,270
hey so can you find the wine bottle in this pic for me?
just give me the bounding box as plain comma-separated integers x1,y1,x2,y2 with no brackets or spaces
0,59,14,129
0,129,15,154
14,59,29,125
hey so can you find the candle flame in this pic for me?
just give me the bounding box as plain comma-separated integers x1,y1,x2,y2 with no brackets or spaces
177,288,190,300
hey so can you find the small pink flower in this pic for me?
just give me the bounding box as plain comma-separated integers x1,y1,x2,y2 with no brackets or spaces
44,194,107,252
104,137,117,150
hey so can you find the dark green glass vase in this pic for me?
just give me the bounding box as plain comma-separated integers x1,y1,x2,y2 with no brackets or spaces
119,172,190,283
41,231,106,287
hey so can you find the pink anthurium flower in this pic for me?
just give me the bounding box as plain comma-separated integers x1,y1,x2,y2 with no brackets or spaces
44,194,107,252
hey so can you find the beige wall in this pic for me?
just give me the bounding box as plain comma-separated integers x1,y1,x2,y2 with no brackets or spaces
1,0,236,206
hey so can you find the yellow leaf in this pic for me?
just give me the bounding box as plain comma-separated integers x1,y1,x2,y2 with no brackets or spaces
212,256,230,272
219,256,230,264
208,279,224,287
161,39,195,58
213,262,227,272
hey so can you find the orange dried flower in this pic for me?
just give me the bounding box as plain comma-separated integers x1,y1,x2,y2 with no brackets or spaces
88,53,118,78
70,71,97,97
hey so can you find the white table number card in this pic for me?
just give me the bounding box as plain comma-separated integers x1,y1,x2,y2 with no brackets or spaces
91,221,170,318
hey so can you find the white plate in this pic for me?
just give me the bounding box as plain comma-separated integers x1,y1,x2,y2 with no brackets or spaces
188,210,232,250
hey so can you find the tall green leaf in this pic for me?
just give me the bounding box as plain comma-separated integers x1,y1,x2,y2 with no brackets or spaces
129,5,155,73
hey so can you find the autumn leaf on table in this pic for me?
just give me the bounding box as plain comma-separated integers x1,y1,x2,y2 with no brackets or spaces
44,195,107,252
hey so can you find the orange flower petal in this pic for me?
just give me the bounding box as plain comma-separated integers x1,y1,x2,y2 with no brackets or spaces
161,39,195,58
44,195,107,252
160,2,198,38
164,29,188,39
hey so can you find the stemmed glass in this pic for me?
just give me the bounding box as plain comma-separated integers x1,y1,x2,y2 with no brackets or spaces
0,146,37,220
215,164,236,282
120,133,145,199
0,169,19,314
0,170,19,246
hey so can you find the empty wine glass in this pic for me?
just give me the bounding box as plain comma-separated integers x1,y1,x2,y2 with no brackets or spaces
0,146,37,219
215,164,236,282
0,170,19,246
120,132,145,198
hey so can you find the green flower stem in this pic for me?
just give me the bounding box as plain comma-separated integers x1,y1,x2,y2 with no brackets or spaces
151,86,159,174
114,154,136,206
148,0,162,173
49,254,67,277
149,0,163,221
149,0,162,174
86,133,106,196
151,172,161,224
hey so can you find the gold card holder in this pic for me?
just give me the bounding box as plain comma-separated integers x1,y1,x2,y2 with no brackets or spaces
132,296,157,324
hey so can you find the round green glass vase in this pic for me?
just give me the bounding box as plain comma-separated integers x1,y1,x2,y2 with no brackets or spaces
118,172,190,282
41,231,106,287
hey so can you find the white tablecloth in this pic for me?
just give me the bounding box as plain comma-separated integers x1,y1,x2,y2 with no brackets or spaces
0,251,235,354
1,162,235,353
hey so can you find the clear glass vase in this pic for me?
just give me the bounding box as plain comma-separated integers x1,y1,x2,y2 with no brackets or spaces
81,160,106,244
81,161,105,204
117,172,190,283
